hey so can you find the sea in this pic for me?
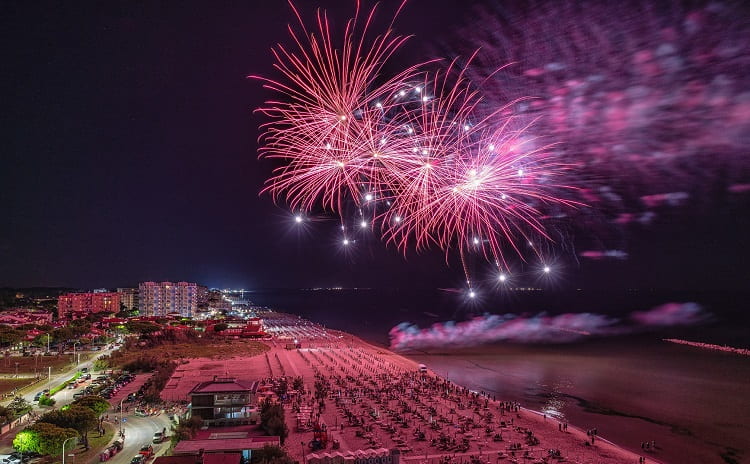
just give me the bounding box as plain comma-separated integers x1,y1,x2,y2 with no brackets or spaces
248,288,750,464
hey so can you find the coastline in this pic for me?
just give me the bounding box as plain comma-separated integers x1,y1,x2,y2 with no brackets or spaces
326,329,653,464
394,338,750,464
163,312,653,463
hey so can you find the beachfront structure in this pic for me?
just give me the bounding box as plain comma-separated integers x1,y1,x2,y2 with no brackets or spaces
307,448,401,464
57,292,120,319
189,377,259,426
138,281,198,317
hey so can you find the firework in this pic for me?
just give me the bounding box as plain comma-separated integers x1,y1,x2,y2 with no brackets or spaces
254,2,578,284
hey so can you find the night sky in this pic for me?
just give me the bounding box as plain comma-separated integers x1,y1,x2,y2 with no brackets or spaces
2,1,749,291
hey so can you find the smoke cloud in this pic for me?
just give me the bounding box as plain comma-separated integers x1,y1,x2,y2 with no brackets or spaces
390,302,707,351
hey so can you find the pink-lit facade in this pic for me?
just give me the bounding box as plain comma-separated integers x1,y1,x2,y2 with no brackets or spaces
139,281,198,317
57,292,121,319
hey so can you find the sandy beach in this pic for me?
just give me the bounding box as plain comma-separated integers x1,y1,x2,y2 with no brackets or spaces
163,313,653,464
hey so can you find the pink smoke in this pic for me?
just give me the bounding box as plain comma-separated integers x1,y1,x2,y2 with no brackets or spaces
631,302,707,326
390,302,707,351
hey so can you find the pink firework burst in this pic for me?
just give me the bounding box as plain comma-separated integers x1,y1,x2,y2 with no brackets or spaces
380,60,579,269
254,1,580,279
252,0,427,213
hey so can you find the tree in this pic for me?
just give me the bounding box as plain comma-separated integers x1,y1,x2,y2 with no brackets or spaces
250,445,295,464
13,422,78,456
126,321,160,335
260,400,289,445
213,323,228,333
0,405,15,425
73,395,110,416
8,396,31,416
0,326,23,347
171,416,203,445
38,405,98,448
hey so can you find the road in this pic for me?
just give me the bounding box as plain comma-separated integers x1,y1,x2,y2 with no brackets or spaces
0,345,171,463
107,414,171,464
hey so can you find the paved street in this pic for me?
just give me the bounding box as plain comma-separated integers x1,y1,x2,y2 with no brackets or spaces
105,414,171,464
0,345,165,462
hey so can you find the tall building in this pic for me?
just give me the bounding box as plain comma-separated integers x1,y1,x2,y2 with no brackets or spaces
138,281,198,317
117,288,138,311
57,292,121,319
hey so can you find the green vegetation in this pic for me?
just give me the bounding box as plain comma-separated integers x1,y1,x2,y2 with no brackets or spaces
37,405,98,448
70,422,115,463
170,416,203,446
73,395,110,416
49,371,81,396
125,320,161,334
213,322,228,332
7,396,32,417
250,445,295,464
13,422,78,455
93,356,110,372
38,395,55,407
260,400,289,445
0,325,24,347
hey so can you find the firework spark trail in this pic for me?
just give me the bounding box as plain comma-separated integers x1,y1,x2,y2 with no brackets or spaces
254,2,580,282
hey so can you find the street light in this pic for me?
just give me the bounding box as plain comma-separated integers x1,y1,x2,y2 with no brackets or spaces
119,397,127,437
61,436,77,464
72,342,80,365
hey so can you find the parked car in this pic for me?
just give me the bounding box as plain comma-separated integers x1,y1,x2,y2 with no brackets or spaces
73,392,85,400
130,455,145,464
33,392,43,401
152,432,164,444
138,445,153,457
0,454,22,464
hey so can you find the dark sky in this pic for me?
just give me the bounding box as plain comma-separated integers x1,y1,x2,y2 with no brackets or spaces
2,1,748,291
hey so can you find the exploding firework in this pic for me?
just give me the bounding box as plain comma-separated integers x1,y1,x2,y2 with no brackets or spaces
254,2,579,286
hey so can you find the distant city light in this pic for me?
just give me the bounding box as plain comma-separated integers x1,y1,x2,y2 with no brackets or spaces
543,266,551,273
360,221,367,228
342,239,350,245
365,193,373,201
499,274,507,282
469,290,476,299
294,215,302,223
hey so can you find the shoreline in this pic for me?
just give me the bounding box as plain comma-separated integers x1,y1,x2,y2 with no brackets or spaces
328,329,655,464
162,311,656,463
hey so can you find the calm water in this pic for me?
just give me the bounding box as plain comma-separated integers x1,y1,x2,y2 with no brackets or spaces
250,288,750,463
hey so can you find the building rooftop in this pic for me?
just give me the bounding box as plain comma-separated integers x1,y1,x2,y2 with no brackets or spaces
202,453,242,464
173,437,279,455
190,377,258,395
194,425,266,440
153,457,199,464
